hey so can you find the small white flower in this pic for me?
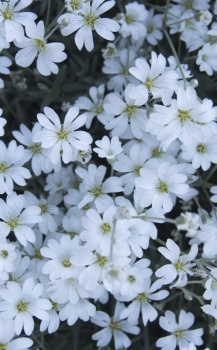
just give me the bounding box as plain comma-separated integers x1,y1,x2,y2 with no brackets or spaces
0,277,51,335
91,301,140,349
58,0,120,52
156,309,203,350
155,239,198,288
0,0,37,42
93,135,122,164
0,319,33,350
33,106,92,164
15,21,67,76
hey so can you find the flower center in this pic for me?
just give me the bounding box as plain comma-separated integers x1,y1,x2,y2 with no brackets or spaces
93,104,104,115
109,318,120,332
62,258,72,267
0,343,6,350
147,26,153,34
1,250,8,258
133,165,142,176
84,13,98,27
34,250,43,260
1,9,13,20
178,110,191,123
70,0,82,11
185,0,193,9
145,77,153,90
0,162,10,173
174,329,184,339
35,39,46,52
101,222,111,234
157,181,168,193
7,218,19,231
152,147,162,158
56,125,69,141
39,203,48,214
125,14,134,24
128,275,136,283
95,252,108,267
174,259,185,272
91,185,103,198
124,104,136,119
16,301,28,312
28,143,42,155
135,292,150,303
197,144,206,153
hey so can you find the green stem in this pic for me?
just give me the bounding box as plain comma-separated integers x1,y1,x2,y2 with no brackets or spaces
45,23,60,40
46,0,52,27
205,164,217,182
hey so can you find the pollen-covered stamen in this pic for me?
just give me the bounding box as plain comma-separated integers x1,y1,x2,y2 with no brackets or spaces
28,143,42,155
135,292,150,303
147,25,153,34
124,104,136,119
109,317,121,332
185,0,193,10
174,259,185,272
39,203,48,214
84,12,98,27
62,258,72,267
177,109,191,123
69,0,82,11
152,147,163,158
35,39,46,53
133,165,142,176
95,252,108,267
90,185,103,198
6,218,19,231
0,343,6,350
16,301,28,312
145,77,153,90
174,329,184,339
56,125,70,141
1,250,8,258
1,7,13,20
101,222,112,234
157,181,168,193
125,14,134,24
128,275,136,283
0,162,10,173
197,144,206,153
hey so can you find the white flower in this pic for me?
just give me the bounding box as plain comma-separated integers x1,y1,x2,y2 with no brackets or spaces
120,278,169,326
144,8,163,45
93,135,122,164
149,86,216,150
176,212,200,238
0,239,17,275
156,310,203,350
0,0,37,42
135,162,189,213
0,108,6,136
0,140,31,194
181,129,217,171
33,106,92,164
15,21,67,76
75,84,109,128
75,164,123,213
210,186,217,203
155,239,198,288
0,192,42,246
91,301,140,349
0,55,12,88
118,2,148,41
104,84,148,138
0,277,51,335
41,235,81,280
196,43,217,76
65,0,85,13
13,122,52,176
59,298,96,325
203,268,217,307
129,52,178,105
58,0,120,52
0,319,33,350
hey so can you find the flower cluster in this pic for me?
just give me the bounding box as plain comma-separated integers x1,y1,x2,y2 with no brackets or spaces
0,0,217,350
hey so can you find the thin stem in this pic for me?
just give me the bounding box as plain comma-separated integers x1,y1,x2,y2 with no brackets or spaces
205,164,217,182
163,27,187,88
45,23,60,40
46,5,65,34
46,0,52,27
